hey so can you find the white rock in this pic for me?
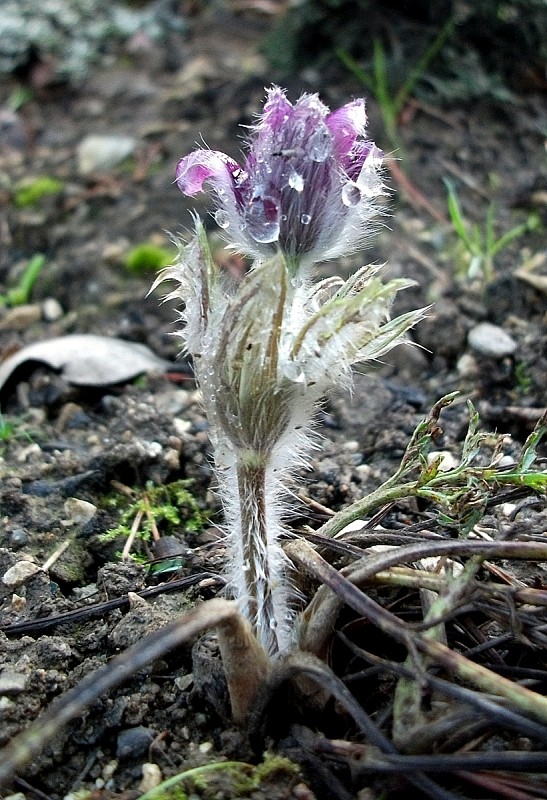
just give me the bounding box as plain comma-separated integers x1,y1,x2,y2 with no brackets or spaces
456,352,478,377
0,670,27,695
77,134,136,175
2,789,26,800
468,323,517,358
2,560,41,588
138,763,163,794
426,450,459,472
63,497,97,526
41,297,64,322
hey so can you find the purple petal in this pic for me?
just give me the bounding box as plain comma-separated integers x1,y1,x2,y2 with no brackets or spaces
261,86,293,131
326,99,367,163
175,150,243,197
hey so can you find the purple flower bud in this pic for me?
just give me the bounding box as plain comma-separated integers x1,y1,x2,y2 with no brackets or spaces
175,86,384,271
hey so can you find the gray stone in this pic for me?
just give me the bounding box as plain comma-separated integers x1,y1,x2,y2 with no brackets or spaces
0,671,28,695
116,726,155,759
468,323,517,358
0,304,42,331
2,560,41,588
77,135,136,175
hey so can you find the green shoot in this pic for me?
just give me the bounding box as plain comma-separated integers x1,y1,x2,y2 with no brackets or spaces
337,17,455,151
444,178,540,282
7,87,34,112
317,396,547,540
0,254,46,307
124,243,176,275
0,412,37,453
13,177,64,208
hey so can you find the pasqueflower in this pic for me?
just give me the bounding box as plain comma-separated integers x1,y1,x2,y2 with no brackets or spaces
175,86,384,272
158,87,424,657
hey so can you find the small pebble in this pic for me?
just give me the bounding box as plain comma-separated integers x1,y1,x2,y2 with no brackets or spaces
77,134,136,175
173,418,192,436
102,760,118,780
9,527,30,548
139,763,163,793
468,323,517,358
116,726,155,759
343,439,360,453
2,560,41,588
426,451,459,471
56,402,91,431
16,443,42,463
41,297,64,322
293,784,318,800
0,671,28,695
63,497,97,526
11,594,26,613
0,304,41,330
174,673,194,692
456,352,478,377
163,447,180,470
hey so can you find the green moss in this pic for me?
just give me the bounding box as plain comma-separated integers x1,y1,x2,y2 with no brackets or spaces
14,177,64,208
101,480,210,550
233,753,300,793
514,361,533,395
137,754,301,800
124,243,175,274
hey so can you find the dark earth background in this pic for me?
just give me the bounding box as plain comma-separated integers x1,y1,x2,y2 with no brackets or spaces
0,1,546,798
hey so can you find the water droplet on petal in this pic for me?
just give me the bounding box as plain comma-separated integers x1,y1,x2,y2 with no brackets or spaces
245,194,281,244
288,170,304,192
248,219,280,244
308,125,332,162
214,208,230,229
282,360,306,383
341,182,361,207
300,213,312,225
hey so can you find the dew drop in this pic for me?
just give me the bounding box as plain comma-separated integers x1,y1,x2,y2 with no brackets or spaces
300,213,312,225
214,208,230,229
341,182,361,207
245,193,281,244
248,219,280,243
308,125,332,162
288,170,304,192
282,360,306,383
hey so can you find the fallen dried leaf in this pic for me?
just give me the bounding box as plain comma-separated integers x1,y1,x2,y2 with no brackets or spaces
0,334,169,394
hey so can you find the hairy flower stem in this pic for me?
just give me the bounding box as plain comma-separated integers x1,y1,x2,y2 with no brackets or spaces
235,459,279,655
